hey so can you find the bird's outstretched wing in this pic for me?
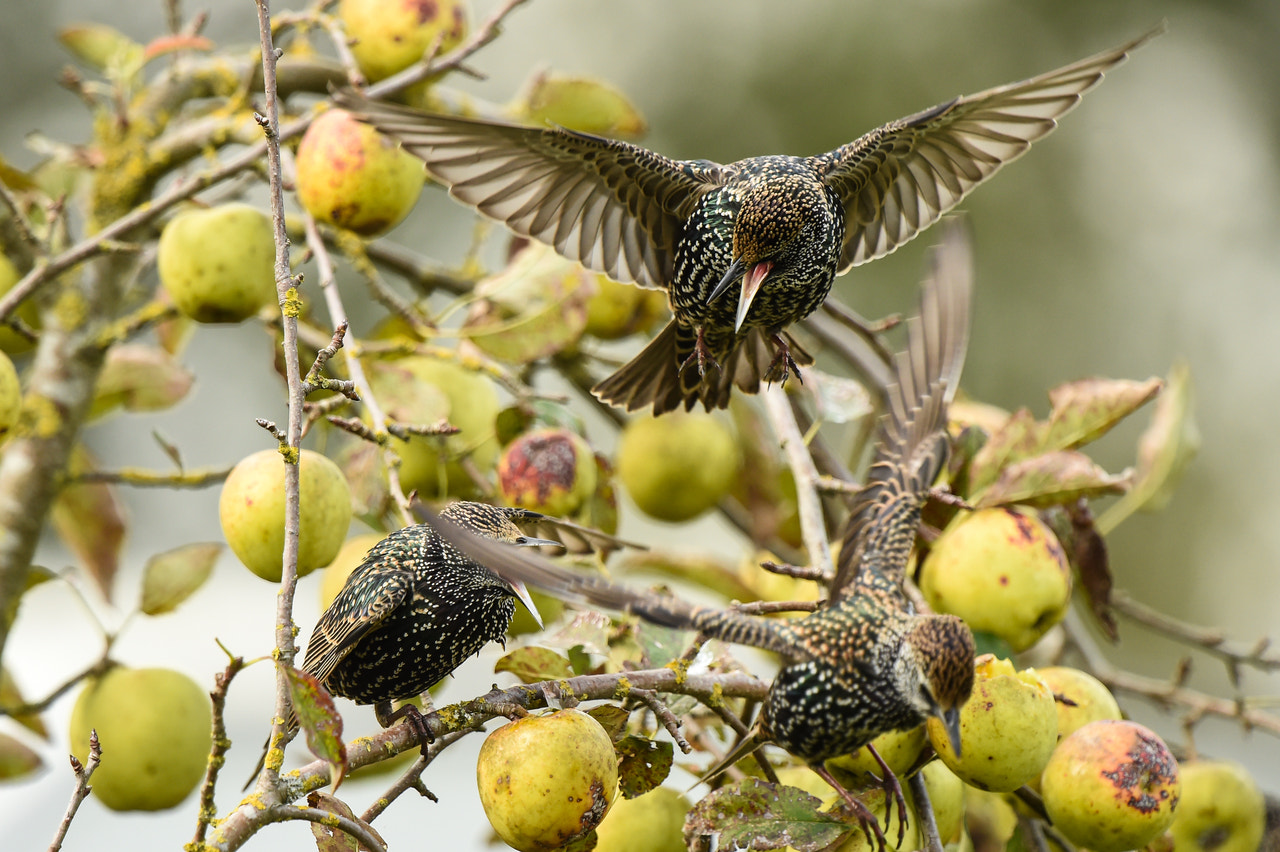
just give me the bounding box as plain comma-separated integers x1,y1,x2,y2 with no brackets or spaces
816,25,1163,273
420,505,804,658
829,220,973,602
333,90,726,291
302,568,414,685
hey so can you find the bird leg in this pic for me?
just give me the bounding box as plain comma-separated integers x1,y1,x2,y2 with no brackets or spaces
866,743,909,847
810,762,889,852
764,333,804,386
375,700,436,757
678,326,721,379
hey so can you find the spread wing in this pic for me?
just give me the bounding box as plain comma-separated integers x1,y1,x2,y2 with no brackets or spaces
301,568,413,686
829,220,972,602
333,90,727,290
816,26,1162,273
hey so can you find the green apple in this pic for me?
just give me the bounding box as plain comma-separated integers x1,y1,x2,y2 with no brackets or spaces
69,666,211,811
295,109,424,237
827,726,926,788
157,203,276,323
477,708,618,852
0,350,19,442
219,448,352,582
1040,719,1180,852
1035,665,1122,743
583,274,668,340
617,412,739,522
918,507,1070,652
927,656,1057,792
338,0,468,83
917,759,965,845
1168,760,1264,852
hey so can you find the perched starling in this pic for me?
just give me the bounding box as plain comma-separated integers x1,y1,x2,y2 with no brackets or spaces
421,226,977,846
244,502,557,789
335,27,1157,414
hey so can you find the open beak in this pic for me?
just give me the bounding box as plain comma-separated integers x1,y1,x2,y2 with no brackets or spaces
734,261,772,333
508,581,543,629
508,536,560,630
941,706,963,759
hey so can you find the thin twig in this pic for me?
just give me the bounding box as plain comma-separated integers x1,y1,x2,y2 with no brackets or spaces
361,729,469,823
192,653,246,847
276,804,387,852
47,730,102,852
1111,589,1280,673
908,770,943,852
252,0,307,800
762,385,833,578
70,465,230,488
627,687,692,753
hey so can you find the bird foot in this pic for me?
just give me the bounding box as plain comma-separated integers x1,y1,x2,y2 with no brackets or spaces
378,701,436,757
865,744,909,847
811,762,891,852
764,334,804,387
679,328,721,379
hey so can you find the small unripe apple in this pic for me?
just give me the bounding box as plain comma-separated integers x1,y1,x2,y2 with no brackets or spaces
497,428,597,518
583,275,668,340
1035,666,1122,743
918,507,1070,652
338,0,468,83
0,252,41,353
69,666,211,811
927,655,1057,792
0,350,20,441
594,786,689,852
477,708,618,852
1040,720,1180,852
219,448,352,582
157,203,276,323
1168,760,1264,852
617,412,739,522
295,109,424,237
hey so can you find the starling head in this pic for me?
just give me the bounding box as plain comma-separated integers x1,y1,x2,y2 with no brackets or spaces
898,614,975,756
710,176,831,332
437,502,560,627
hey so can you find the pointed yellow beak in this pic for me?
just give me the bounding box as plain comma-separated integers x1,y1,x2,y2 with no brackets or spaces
735,261,772,333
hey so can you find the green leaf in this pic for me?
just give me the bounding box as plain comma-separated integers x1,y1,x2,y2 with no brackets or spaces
543,611,611,658
89,343,195,419
284,667,347,789
1042,377,1163,450
615,734,673,798
586,705,630,742
0,732,42,780
139,542,222,615
59,24,145,77
513,71,648,138
1098,361,1198,534
974,450,1130,509
462,244,593,364
494,646,573,684
306,790,386,852
683,778,850,851
51,446,125,602
0,667,47,738
967,408,1044,493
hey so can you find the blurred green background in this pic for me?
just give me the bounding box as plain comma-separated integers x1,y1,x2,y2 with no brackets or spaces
1,0,1277,848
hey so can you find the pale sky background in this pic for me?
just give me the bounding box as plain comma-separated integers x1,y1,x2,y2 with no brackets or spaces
2,0,1279,849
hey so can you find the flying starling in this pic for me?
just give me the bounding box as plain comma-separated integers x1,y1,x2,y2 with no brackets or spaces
335,27,1157,414
420,226,976,847
245,502,558,789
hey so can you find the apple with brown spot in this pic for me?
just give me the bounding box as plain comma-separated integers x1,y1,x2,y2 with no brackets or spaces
497,428,598,518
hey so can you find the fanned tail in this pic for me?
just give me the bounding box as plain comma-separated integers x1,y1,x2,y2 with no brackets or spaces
830,220,973,600
593,322,814,415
